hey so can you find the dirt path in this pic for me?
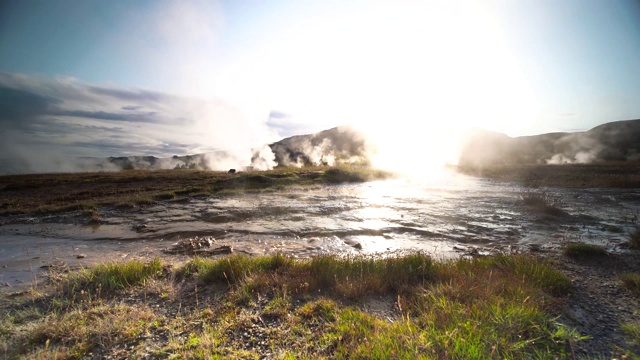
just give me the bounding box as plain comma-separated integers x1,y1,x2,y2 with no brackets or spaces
547,252,640,357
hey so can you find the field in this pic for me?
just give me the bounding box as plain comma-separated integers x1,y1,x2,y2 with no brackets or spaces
0,166,391,215
456,162,640,188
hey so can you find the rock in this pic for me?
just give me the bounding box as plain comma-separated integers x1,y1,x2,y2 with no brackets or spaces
76,254,87,259
163,237,232,255
228,169,236,174
344,239,363,250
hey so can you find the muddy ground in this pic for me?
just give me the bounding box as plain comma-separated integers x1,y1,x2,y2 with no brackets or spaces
1,165,640,356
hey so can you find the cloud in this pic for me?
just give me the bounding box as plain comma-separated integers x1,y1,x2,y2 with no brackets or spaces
0,87,60,127
266,110,317,138
88,86,168,103
52,109,160,123
122,105,143,111
0,72,275,174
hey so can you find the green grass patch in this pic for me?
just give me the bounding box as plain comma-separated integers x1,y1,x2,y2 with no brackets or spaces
622,321,640,345
563,242,608,258
322,166,392,184
2,253,584,359
620,273,640,294
60,258,164,294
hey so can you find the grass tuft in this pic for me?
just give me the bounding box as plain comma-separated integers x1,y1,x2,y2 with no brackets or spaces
628,228,640,250
322,167,391,184
622,321,640,345
61,258,164,294
620,273,640,294
564,243,608,258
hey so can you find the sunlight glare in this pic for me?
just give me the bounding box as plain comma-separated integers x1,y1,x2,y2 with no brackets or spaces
214,1,539,171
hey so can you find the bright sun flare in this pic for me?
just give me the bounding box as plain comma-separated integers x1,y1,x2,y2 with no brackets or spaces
218,1,538,175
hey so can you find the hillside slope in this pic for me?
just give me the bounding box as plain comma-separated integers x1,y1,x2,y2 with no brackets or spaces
459,119,640,166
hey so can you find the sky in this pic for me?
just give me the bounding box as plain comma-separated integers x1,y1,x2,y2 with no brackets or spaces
1,0,640,172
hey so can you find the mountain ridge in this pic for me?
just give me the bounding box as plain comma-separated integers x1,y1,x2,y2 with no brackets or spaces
459,119,640,166
2,119,640,174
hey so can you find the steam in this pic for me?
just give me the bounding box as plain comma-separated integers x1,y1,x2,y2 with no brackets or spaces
460,119,640,166
0,72,280,174
269,126,370,168
250,145,278,170
546,151,598,164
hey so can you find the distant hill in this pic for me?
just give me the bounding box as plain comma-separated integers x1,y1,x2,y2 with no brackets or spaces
97,126,370,172
459,119,640,166
261,125,370,167
0,126,371,174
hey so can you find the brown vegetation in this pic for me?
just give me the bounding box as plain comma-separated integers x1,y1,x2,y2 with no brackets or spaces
0,166,391,215
457,162,640,188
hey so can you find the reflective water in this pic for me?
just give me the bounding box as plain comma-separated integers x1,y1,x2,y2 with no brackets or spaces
2,171,639,288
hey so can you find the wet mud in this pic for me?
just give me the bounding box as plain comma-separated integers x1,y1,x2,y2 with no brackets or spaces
1,172,639,290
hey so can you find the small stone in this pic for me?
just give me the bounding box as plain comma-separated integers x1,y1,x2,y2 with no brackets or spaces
76,254,87,259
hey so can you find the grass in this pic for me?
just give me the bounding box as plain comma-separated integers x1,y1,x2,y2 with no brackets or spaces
622,321,640,345
0,166,392,215
628,228,640,250
457,162,640,188
0,253,584,359
58,258,165,294
563,242,608,258
620,273,640,294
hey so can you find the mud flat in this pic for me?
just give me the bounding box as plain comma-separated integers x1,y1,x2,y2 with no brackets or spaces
1,166,640,357
0,167,395,288
1,166,639,290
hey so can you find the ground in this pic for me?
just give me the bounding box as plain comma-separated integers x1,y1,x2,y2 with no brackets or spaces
1,164,640,358
548,251,640,356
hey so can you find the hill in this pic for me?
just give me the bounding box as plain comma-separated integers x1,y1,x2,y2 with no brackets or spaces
459,119,640,166
262,125,369,167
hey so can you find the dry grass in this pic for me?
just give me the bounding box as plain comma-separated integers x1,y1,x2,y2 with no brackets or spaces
0,166,392,215
457,162,640,188
0,253,585,359
620,273,640,294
